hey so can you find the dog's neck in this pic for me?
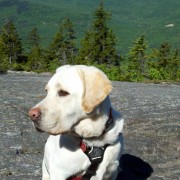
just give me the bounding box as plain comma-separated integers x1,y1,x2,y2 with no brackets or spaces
73,96,123,147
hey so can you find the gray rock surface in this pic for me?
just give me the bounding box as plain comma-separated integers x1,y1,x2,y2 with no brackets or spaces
0,72,179,180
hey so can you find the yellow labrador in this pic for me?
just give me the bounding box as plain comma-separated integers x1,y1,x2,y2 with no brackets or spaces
29,65,124,180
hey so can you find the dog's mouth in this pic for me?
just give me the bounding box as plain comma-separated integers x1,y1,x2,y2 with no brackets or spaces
33,122,69,135
33,124,44,133
35,126,44,133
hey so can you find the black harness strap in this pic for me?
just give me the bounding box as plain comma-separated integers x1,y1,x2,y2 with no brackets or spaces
103,108,114,134
82,145,109,179
81,108,114,179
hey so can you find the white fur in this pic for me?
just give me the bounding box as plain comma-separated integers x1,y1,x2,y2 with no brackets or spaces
30,65,124,180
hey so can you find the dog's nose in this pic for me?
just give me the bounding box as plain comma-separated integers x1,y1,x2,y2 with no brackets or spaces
28,107,41,121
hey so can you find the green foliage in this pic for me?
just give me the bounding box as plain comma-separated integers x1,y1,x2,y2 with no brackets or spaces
25,46,46,72
0,3,179,83
12,62,25,71
47,58,60,72
126,34,148,81
48,17,76,65
148,42,180,81
93,63,122,81
76,2,120,66
0,36,7,73
0,20,22,66
0,55,8,73
0,0,179,54
148,68,164,81
170,49,180,81
28,27,40,50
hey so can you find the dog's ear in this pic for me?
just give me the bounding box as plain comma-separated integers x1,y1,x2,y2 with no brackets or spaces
79,67,112,113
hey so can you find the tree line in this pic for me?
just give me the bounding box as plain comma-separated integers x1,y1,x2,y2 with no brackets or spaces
0,2,179,82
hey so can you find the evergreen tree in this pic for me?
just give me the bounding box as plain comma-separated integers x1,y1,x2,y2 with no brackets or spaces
127,34,148,81
149,43,180,80
76,2,120,66
76,31,93,64
154,42,171,71
26,46,45,72
28,27,40,48
0,36,8,73
48,17,76,66
169,49,180,80
26,27,47,72
0,20,22,65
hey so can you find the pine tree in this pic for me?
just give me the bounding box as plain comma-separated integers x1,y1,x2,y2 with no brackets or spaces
169,49,180,80
48,17,76,66
26,47,46,72
0,36,8,73
76,2,120,66
76,31,93,64
149,42,180,80
26,27,47,72
28,27,40,48
0,20,22,65
127,34,148,81
61,17,77,64
156,42,171,70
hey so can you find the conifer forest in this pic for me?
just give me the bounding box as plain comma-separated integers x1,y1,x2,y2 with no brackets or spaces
0,2,179,82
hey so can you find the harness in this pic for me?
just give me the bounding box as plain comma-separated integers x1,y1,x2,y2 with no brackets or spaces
67,108,114,180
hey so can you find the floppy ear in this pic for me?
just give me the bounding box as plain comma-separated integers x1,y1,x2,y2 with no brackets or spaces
79,67,112,113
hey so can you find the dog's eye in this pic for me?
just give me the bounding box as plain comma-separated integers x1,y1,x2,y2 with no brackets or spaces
58,90,69,97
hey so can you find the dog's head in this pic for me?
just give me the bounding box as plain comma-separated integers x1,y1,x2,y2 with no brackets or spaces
28,65,112,135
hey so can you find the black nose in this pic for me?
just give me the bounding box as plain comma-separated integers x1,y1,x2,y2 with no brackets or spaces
28,107,41,121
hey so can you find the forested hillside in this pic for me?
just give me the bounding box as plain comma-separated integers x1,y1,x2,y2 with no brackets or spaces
0,0,179,52
0,1,179,82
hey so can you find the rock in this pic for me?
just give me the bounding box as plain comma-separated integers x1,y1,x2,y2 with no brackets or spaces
0,72,179,179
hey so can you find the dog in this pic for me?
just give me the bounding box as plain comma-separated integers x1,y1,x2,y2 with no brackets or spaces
28,65,124,180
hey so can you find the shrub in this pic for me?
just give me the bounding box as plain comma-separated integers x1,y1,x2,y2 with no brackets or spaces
0,57,8,74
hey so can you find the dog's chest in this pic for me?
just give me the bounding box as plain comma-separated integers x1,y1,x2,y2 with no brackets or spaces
44,135,91,177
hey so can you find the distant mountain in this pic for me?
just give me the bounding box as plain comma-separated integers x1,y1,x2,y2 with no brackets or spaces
0,0,179,53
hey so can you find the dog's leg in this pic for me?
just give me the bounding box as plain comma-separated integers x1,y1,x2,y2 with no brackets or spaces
90,147,119,180
42,158,50,180
91,137,123,180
